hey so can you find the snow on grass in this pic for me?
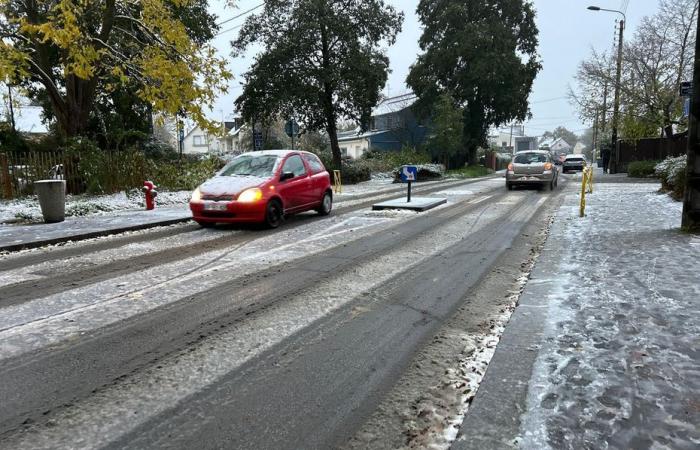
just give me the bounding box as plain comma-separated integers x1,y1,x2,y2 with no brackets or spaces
0,190,192,223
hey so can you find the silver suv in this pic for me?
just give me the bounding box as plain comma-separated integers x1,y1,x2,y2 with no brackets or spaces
506,150,558,191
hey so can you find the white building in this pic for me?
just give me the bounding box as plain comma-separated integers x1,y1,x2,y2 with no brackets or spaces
539,137,572,154
182,119,246,156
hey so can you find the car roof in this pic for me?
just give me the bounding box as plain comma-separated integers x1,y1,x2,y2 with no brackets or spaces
515,150,549,154
239,150,319,157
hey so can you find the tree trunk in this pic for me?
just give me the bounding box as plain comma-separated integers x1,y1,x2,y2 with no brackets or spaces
318,17,341,171
462,106,481,166
326,115,342,171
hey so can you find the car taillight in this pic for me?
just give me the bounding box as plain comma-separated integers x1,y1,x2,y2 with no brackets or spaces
507,163,514,171
544,162,552,170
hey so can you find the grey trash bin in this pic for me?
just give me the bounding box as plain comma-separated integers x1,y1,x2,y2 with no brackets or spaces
34,180,66,223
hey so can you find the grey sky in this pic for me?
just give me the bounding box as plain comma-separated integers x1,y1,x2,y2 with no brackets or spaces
209,0,661,139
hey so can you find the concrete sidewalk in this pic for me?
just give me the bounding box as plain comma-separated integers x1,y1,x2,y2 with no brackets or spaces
0,206,191,252
454,178,699,449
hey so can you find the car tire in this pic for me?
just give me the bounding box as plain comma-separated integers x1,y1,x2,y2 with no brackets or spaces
507,182,514,191
265,199,284,229
196,221,216,228
317,191,332,216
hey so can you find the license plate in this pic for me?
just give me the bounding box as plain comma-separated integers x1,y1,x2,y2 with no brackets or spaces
204,203,228,211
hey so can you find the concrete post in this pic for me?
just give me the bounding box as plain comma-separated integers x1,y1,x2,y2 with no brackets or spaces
34,180,66,223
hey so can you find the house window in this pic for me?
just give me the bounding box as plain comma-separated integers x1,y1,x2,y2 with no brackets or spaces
341,147,348,156
193,135,206,146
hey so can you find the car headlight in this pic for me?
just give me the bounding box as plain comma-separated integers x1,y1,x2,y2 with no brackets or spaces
237,188,263,203
191,187,201,202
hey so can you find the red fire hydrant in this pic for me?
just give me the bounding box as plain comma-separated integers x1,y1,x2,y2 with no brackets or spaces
142,181,157,210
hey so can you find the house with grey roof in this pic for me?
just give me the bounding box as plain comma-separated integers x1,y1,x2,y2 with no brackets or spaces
337,93,429,159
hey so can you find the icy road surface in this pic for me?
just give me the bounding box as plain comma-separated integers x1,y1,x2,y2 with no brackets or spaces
0,175,559,449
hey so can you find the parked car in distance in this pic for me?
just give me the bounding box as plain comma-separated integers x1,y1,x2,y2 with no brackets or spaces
562,154,587,173
506,150,559,191
189,150,332,228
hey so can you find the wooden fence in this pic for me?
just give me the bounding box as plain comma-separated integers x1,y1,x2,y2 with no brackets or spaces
616,135,687,172
0,150,146,199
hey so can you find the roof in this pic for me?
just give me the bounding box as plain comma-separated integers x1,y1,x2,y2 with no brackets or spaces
372,93,417,117
337,129,392,142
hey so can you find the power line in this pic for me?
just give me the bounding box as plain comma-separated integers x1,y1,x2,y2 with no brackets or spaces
216,3,264,27
216,23,243,36
530,96,568,104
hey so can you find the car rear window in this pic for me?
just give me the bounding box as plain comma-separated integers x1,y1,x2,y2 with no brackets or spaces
219,154,280,177
514,153,547,164
567,157,584,162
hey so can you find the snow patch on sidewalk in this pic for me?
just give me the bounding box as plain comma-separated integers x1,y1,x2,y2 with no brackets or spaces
1,190,191,223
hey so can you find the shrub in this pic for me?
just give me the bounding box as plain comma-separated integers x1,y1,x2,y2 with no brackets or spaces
146,155,225,191
392,163,446,182
361,147,432,173
627,160,658,178
655,155,687,200
655,156,687,189
447,166,493,178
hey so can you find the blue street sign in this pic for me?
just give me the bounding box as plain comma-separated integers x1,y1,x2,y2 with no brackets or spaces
284,119,300,137
400,165,418,183
179,129,184,142
684,97,691,118
253,131,263,151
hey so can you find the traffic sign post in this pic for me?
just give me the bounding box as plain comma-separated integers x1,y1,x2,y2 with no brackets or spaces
400,165,418,203
680,81,693,97
285,119,300,150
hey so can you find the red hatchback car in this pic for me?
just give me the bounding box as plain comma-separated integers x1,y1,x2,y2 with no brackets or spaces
189,150,332,228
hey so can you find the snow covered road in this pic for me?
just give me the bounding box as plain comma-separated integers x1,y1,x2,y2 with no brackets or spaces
0,176,561,449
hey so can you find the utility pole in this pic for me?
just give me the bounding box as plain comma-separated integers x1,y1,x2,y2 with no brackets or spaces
601,81,608,134
509,122,515,154
610,19,624,173
7,84,15,132
682,8,700,231
593,110,599,163
587,6,625,173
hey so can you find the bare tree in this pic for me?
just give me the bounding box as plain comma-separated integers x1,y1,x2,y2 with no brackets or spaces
570,0,698,138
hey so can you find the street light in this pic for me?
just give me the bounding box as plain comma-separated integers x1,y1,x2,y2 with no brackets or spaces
588,5,625,173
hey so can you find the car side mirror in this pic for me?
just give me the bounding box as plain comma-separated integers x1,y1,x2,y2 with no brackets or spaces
280,171,295,182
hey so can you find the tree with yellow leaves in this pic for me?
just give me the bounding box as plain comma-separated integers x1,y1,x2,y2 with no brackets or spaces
0,0,232,137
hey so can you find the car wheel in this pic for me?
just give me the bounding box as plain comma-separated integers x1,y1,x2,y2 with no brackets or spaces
196,221,216,228
265,199,284,229
507,182,514,191
317,191,332,216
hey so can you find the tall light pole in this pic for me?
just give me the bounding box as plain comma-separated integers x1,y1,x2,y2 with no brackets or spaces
588,6,625,173
682,8,700,231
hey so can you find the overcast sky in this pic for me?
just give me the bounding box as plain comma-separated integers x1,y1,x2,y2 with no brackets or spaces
208,0,662,139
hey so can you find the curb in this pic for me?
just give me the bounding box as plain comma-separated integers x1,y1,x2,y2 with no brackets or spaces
0,217,192,253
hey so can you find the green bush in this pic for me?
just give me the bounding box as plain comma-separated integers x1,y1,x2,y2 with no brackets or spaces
146,155,225,191
672,168,686,201
361,147,432,173
627,160,658,178
446,166,493,178
340,159,371,184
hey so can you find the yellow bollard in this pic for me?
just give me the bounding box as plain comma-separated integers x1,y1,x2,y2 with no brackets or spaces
333,170,342,194
580,168,588,218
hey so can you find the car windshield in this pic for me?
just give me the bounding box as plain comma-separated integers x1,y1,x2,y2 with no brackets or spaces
514,153,547,164
219,154,280,177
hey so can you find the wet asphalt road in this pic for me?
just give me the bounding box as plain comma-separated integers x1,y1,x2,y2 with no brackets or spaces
0,177,561,449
